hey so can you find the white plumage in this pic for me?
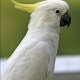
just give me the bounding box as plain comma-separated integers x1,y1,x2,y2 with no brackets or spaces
1,0,71,80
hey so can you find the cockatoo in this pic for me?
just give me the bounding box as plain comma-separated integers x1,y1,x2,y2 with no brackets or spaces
1,0,71,80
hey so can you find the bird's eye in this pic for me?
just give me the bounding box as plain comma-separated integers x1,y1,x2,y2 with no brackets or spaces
55,9,60,14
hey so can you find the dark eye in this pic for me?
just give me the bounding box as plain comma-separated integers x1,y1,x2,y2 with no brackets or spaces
56,10,60,14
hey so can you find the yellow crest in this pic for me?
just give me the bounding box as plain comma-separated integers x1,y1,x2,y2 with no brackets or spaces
12,0,39,13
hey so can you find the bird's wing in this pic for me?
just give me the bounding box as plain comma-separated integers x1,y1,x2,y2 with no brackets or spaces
2,41,52,80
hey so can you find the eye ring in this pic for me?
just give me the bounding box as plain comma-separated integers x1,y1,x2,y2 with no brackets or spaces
55,9,61,14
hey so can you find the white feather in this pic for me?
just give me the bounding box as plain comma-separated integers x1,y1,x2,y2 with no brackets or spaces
1,0,69,80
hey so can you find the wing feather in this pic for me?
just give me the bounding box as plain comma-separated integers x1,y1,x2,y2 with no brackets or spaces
1,41,51,80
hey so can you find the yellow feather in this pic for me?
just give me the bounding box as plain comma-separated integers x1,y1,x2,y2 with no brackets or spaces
12,0,39,13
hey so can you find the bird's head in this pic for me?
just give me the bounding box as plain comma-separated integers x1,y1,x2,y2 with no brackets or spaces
12,0,71,28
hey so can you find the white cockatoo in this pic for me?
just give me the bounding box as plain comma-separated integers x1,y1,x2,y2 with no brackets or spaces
1,0,71,80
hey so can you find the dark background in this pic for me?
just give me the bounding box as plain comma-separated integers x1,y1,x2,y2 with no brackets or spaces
1,0,80,58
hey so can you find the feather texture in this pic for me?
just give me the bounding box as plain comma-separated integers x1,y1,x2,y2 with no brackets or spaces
1,0,70,80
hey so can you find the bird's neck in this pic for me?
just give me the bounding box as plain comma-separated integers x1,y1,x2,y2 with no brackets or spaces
28,11,60,30
27,11,60,35
23,12,60,54
26,12,60,54
27,25,60,50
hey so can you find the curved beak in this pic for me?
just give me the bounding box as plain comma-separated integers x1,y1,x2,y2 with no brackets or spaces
60,12,71,28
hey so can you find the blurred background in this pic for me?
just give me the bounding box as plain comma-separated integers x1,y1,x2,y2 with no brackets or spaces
1,0,80,58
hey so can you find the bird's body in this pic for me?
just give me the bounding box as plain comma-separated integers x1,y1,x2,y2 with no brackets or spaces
1,13,59,80
1,0,71,80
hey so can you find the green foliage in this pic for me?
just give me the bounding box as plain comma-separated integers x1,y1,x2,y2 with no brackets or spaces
1,0,80,58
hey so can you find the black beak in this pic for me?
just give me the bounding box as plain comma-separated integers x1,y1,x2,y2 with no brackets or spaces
60,12,71,28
